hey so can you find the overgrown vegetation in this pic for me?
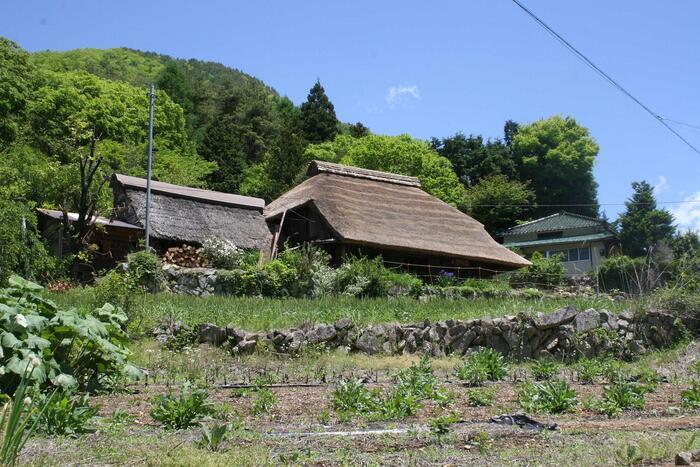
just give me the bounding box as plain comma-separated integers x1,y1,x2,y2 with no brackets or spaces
518,380,578,414
150,384,213,429
454,348,508,386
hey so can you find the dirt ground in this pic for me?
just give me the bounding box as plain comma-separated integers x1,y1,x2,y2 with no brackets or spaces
20,341,700,466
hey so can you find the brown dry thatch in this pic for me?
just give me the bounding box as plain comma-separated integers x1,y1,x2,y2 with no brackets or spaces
266,162,530,269
111,174,270,249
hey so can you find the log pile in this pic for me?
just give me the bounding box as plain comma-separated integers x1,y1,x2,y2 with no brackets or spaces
163,244,208,268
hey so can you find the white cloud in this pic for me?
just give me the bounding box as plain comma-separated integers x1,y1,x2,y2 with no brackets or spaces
386,85,420,107
654,175,669,194
671,190,700,232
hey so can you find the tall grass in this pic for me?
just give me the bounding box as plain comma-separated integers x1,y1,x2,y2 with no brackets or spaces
49,288,631,332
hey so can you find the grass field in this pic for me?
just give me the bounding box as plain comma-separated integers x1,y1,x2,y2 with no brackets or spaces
49,288,634,332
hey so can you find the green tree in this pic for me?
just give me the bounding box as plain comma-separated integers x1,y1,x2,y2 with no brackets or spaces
616,181,676,257
27,70,197,250
463,175,536,234
157,61,194,124
431,133,516,187
512,116,599,217
348,122,370,138
300,80,339,144
200,83,278,193
0,37,34,149
305,134,465,206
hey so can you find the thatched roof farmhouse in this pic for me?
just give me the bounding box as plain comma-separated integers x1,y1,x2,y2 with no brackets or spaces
265,161,530,273
111,174,270,250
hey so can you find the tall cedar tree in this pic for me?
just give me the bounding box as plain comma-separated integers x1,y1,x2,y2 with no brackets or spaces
300,80,339,144
616,181,675,257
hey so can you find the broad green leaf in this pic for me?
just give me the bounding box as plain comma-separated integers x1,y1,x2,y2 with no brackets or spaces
1,331,20,348
8,275,44,291
25,333,51,350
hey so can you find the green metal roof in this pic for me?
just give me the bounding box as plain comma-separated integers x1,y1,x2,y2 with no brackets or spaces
503,231,616,248
502,211,608,236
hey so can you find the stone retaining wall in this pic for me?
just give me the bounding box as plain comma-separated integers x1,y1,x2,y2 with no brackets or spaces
154,307,698,361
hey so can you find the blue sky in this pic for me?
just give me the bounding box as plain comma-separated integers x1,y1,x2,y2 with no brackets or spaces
2,1,699,229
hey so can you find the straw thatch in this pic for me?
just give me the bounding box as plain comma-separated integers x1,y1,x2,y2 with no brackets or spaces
266,162,530,269
111,174,270,249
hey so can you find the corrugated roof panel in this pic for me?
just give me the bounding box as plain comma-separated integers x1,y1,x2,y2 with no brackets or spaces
502,212,607,235
503,231,616,248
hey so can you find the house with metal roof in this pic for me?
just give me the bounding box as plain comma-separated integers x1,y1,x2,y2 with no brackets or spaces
501,211,618,276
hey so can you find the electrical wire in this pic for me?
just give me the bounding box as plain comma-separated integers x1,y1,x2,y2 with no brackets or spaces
510,0,700,156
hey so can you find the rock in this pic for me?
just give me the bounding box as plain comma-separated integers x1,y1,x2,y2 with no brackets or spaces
533,306,578,330
354,327,385,354
675,452,692,465
197,323,227,345
574,309,601,333
334,318,353,331
307,324,336,344
236,340,257,354
692,449,700,462
618,319,629,329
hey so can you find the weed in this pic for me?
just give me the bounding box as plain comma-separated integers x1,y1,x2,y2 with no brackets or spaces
531,358,558,381
331,379,379,416
681,381,700,410
576,358,602,384
455,348,508,386
251,387,277,416
375,387,421,420
109,408,135,425
467,387,495,407
518,380,578,414
469,431,493,454
429,413,460,444
196,423,228,452
633,366,663,392
595,380,646,418
317,410,331,425
150,384,213,429
35,391,98,436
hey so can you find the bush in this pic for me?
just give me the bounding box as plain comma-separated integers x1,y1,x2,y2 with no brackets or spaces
150,384,213,429
127,250,162,291
595,380,646,417
455,348,508,386
278,244,331,297
92,269,137,314
531,358,558,381
34,391,98,436
518,380,578,414
0,275,140,394
681,381,700,410
200,237,243,269
597,255,641,293
467,388,495,407
509,252,565,288
334,256,390,298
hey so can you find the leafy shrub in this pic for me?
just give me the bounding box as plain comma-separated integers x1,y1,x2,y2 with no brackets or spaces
518,380,578,414
576,358,602,384
150,384,213,429
260,260,298,297
278,244,331,297
681,381,700,410
251,387,277,416
467,388,495,407
34,391,98,436
597,255,641,293
593,380,646,418
0,276,140,394
531,359,558,381
127,250,162,290
200,237,243,269
455,348,508,386
334,256,391,298
509,251,565,288
91,269,137,314
331,379,379,417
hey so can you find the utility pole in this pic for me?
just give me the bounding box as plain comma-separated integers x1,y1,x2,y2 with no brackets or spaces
144,84,155,251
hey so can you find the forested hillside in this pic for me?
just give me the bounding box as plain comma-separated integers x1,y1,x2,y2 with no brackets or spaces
1,35,621,282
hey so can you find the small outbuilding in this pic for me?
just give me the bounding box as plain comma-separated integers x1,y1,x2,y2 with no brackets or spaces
501,211,618,276
110,174,270,252
265,161,530,277
37,208,142,275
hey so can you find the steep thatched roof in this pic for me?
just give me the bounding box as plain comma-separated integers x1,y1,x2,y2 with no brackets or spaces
111,174,270,249
266,162,530,269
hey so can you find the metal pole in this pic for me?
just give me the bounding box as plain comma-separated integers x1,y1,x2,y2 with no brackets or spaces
144,84,155,251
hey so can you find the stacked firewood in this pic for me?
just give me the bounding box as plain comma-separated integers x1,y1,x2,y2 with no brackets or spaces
163,244,209,268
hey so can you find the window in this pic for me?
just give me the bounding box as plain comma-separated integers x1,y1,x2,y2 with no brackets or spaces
543,247,591,263
538,231,563,240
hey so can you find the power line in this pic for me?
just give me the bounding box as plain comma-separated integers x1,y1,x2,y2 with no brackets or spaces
663,118,700,132
510,0,700,157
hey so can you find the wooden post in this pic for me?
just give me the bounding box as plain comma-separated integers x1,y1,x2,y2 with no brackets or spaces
270,209,287,260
